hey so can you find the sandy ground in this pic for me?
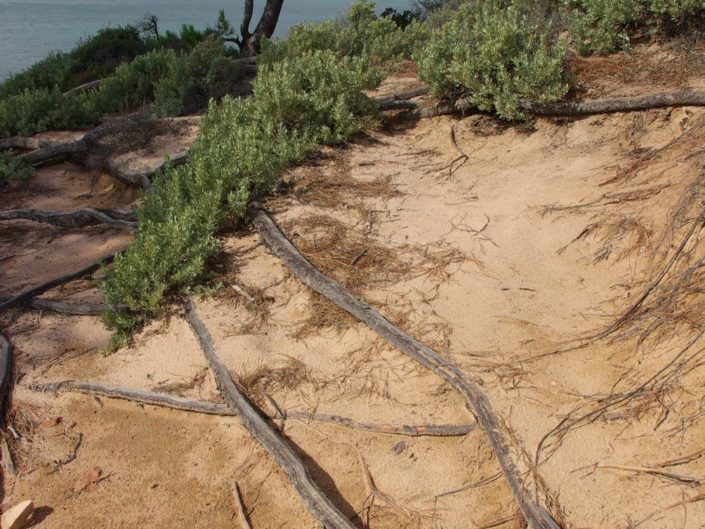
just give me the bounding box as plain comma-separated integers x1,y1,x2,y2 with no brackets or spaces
2,44,705,528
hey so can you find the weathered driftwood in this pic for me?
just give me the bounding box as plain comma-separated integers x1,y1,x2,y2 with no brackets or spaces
524,90,705,116
0,208,136,229
374,86,429,111
18,121,189,189
0,296,110,316
63,79,104,97
0,251,120,313
185,298,358,529
33,381,234,415
250,203,561,529
0,332,11,420
102,149,189,191
0,137,59,151
31,380,476,436
386,88,705,120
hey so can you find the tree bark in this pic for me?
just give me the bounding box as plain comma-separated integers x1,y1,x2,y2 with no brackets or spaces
0,208,136,229
185,298,358,529
240,0,285,55
0,251,122,313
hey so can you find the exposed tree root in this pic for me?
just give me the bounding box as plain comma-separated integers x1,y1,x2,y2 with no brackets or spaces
31,380,475,436
17,118,189,190
385,88,705,120
62,79,104,97
0,332,11,420
0,137,59,151
0,208,136,229
524,91,705,116
249,203,561,529
374,86,429,111
0,297,110,316
185,298,358,529
0,250,121,313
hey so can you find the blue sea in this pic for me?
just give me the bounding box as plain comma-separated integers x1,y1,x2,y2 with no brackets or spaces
0,0,408,80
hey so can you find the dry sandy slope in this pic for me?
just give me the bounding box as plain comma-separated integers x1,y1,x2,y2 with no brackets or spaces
2,53,705,528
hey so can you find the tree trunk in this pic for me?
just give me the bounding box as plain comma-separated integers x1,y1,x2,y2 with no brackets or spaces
239,0,285,55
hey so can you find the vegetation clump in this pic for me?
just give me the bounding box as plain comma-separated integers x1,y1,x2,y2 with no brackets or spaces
101,46,382,344
417,0,569,120
0,151,34,186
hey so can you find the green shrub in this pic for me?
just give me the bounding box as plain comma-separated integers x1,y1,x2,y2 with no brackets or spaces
271,1,429,66
101,49,383,342
0,88,97,137
0,26,149,99
153,37,241,115
256,49,381,144
68,26,149,85
0,152,35,185
565,0,705,54
89,49,177,114
417,0,569,120
0,53,70,100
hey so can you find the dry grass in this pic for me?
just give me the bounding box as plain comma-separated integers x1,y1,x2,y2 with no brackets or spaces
239,356,316,406
569,38,705,97
283,213,469,340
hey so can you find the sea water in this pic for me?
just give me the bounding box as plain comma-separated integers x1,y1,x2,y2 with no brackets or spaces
0,0,407,81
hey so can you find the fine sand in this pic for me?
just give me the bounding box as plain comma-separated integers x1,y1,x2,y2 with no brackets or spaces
2,43,705,528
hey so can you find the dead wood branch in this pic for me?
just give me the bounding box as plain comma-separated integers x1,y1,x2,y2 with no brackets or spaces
18,120,189,189
0,137,59,151
63,79,104,97
0,250,121,313
249,203,561,529
185,298,358,529
32,381,236,416
231,483,253,529
31,381,475,436
374,86,429,111
596,463,700,485
0,208,136,229
524,91,705,116
384,87,705,120
0,332,11,420
0,297,110,316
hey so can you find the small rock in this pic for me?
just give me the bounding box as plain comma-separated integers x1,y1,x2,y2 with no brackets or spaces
1,499,34,529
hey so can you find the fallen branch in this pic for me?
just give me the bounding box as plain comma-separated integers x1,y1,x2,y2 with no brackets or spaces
596,463,700,485
0,250,121,313
231,483,253,529
185,298,358,529
18,120,189,189
63,79,104,97
0,137,59,151
0,332,12,421
374,86,429,111
0,297,110,316
381,87,705,120
249,203,561,529
524,91,705,116
32,381,477,437
0,208,136,229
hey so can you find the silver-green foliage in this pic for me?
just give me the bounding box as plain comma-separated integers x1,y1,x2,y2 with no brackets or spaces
101,49,382,343
271,1,429,66
566,0,705,54
417,1,569,120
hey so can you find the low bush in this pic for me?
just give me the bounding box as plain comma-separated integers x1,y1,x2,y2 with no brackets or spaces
565,0,705,54
89,49,178,114
100,49,383,344
271,1,429,66
417,0,569,120
0,88,97,137
0,151,35,185
0,26,149,98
